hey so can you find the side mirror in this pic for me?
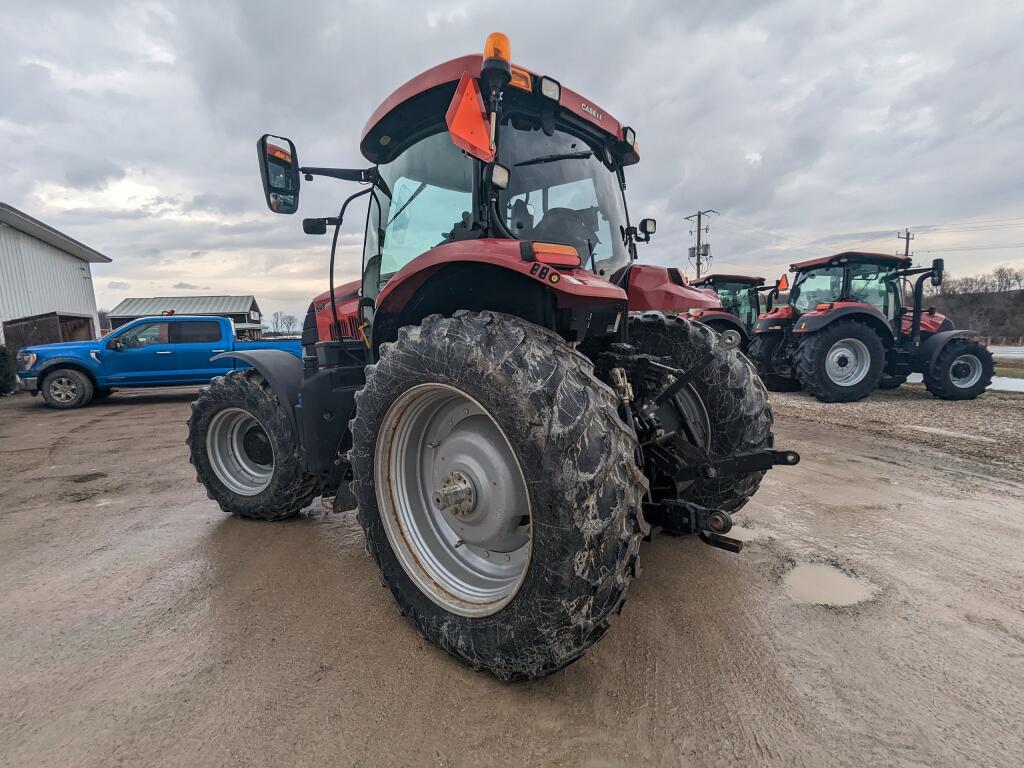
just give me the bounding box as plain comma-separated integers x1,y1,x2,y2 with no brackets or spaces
257,134,300,214
931,257,944,287
109,338,123,351
303,218,328,235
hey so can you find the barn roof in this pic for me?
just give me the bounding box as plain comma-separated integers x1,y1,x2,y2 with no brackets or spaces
109,295,258,317
0,202,111,264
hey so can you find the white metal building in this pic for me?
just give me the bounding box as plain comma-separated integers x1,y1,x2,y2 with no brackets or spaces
0,202,110,346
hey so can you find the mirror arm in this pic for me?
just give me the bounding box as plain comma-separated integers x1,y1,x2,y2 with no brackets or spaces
300,166,376,184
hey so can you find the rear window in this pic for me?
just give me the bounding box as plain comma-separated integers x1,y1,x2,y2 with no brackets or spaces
170,321,222,344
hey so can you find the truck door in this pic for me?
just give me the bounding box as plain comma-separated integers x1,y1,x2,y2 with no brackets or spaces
170,320,232,382
102,321,178,384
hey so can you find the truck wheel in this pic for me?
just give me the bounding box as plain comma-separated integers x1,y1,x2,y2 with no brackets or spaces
746,334,800,392
629,316,773,520
187,369,322,521
877,374,908,390
794,321,885,402
40,368,94,409
923,339,993,400
350,311,646,681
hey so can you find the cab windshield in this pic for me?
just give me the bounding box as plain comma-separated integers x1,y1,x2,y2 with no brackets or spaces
497,123,630,279
790,267,845,313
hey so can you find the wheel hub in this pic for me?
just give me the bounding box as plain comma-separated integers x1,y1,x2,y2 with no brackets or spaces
950,354,982,389
433,471,476,517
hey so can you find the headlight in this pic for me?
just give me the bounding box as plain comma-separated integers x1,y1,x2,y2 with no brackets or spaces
16,352,37,371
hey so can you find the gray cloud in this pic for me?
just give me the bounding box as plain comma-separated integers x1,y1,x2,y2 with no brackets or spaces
1,0,1022,319
107,280,131,289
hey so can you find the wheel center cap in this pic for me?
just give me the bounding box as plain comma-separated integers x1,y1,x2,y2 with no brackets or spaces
433,471,476,517
837,355,849,368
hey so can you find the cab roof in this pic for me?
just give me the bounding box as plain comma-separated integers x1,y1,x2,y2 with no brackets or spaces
790,251,912,271
360,54,634,165
692,274,765,286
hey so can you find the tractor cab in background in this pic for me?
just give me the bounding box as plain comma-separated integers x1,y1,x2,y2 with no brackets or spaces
749,252,993,401
687,274,769,349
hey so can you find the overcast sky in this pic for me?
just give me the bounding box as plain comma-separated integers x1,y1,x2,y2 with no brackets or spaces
2,0,1023,319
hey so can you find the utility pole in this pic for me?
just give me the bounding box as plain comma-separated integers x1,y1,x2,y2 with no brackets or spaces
685,209,718,278
898,228,914,259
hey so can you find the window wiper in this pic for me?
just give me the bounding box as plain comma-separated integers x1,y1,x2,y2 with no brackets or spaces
514,151,592,168
387,181,427,226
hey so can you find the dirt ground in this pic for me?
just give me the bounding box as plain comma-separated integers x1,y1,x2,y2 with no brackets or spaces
1,384,1022,767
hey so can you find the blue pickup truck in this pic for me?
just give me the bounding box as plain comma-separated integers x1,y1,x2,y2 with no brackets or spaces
15,315,301,408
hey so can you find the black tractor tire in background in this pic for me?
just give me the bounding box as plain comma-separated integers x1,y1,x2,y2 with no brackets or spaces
877,374,908,390
793,320,886,403
350,311,647,681
40,368,94,409
923,338,994,400
187,369,322,521
629,315,774,520
747,334,801,392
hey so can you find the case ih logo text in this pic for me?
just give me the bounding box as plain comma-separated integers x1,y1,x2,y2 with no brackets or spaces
581,102,603,120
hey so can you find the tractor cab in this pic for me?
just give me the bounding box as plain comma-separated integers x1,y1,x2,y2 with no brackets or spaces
691,274,767,331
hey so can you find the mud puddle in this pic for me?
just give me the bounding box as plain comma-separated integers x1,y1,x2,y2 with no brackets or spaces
784,563,876,606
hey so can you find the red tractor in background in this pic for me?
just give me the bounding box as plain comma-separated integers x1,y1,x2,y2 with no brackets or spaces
185,34,799,680
749,251,994,402
685,273,774,350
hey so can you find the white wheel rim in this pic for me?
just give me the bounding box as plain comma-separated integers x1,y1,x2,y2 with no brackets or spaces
374,383,532,618
825,338,871,386
950,354,982,389
206,408,275,495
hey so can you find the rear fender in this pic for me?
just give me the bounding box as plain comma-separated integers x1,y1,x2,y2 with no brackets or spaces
211,350,302,436
372,240,627,346
918,329,980,374
793,304,896,344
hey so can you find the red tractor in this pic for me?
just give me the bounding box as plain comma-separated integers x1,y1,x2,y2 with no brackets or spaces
749,251,994,402
186,34,798,680
686,274,772,350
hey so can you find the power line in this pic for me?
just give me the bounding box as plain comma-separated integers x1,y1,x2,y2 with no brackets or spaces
917,243,1024,253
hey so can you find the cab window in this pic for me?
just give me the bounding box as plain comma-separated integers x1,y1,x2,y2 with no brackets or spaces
849,264,898,317
117,322,170,348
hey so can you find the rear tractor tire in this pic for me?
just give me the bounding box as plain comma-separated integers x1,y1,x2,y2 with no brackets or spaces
629,316,774,525
187,369,322,520
350,311,647,681
747,334,801,392
923,338,993,400
794,321,885,403
40,368,94,409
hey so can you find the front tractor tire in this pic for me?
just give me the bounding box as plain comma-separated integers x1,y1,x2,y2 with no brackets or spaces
629,316,774,522
794,320,885,403
350,311,647,681
746,334,801,392
923,338,994,400
187,369,322,521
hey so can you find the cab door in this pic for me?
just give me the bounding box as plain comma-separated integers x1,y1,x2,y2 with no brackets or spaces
170,320,232,382
102,321,177,384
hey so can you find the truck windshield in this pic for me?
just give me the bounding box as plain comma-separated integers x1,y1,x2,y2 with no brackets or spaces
497,123,630,279
790,267,845,313
365,131,476,287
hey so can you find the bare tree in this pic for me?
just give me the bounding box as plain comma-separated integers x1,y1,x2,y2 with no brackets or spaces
271,311,284,333
282,314,297,334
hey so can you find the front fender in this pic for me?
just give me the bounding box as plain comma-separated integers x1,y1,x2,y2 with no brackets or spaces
918,329,980,375
35,355,105,383
212,350,302,436
793,305,896,342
